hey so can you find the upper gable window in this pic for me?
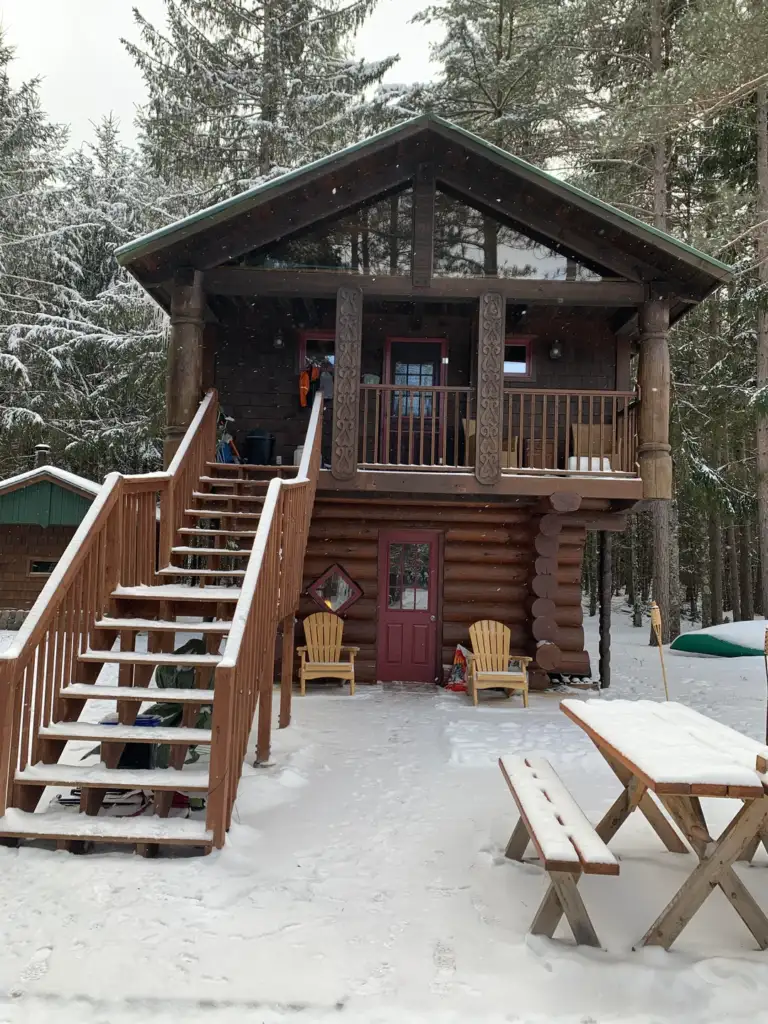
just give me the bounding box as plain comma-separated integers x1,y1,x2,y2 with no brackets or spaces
243,190,413,276
433,192,601,281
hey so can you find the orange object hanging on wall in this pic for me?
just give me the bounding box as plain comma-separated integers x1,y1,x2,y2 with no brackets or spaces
299,370,310,407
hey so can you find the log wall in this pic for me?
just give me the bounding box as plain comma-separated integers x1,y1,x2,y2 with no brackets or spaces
299,498,591,684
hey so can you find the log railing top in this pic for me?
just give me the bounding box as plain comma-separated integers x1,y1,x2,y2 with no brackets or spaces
0,471,123,663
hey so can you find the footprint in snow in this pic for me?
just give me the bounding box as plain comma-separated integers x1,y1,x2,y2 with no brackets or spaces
10,946,53,997
431,940,456,993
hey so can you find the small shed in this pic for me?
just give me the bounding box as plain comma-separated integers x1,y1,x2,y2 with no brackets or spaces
0,463,100,627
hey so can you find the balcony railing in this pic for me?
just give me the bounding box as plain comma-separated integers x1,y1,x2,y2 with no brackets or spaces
355,385,638,475
501,389,638,475
358,384,474,468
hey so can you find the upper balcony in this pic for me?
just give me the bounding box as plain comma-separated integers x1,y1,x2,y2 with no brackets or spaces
322,379,642,503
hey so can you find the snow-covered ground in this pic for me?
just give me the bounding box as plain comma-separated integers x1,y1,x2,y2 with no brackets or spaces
3,604,768,1024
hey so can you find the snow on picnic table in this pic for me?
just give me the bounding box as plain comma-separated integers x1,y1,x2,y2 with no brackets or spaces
3,606,768,1024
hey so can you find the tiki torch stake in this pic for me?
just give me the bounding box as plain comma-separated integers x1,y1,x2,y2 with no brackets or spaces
650,601,669,701
763,628,768,745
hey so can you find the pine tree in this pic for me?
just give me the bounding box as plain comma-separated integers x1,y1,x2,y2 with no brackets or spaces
125,0,407,189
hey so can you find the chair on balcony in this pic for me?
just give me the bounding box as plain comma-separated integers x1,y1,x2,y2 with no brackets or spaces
569,424,615,472
298,612,358,695
462,418,519,468
468,619,532,707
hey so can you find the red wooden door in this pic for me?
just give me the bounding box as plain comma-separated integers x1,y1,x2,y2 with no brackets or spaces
376,530,440,683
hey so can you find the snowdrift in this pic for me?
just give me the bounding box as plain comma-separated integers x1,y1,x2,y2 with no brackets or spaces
671,620,768,657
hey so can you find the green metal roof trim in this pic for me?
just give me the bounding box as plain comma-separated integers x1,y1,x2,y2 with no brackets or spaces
115,113,732,278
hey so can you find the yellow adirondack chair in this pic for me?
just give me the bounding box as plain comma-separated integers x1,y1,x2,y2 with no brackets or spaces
468,619,532,707
297,612,358,695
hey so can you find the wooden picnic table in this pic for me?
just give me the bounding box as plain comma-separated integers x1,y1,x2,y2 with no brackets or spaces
561,698,768,950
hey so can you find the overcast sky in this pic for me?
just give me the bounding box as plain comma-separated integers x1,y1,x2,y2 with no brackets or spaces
1,0,438,149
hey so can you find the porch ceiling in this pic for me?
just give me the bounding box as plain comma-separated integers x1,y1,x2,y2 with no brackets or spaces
116,115,731,316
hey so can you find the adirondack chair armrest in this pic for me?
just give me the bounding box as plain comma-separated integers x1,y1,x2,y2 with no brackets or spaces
297,646,308,659
341,646,360,661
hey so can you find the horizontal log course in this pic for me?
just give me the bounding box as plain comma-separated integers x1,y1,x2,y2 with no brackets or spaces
532,617,558,642
337,621,378,644
554,584,582,605
534,556,559,576
528,669,551,691
304,558,376,583
444,562,528,584
305,538,378,559
444,543,530,565
556,567,582,586
309,524,382,542
534,642,562,671
534,534,559,557
555,626,586,651
553,605,584,627
443,621,527,647
539,514,563,537
531,575,557,599
557,650,591,675
445,526,526,544
444,581,527,602
555,547,586,567
442,604,527,624
528,597,556,618
311,503,529,526
549,492,582,513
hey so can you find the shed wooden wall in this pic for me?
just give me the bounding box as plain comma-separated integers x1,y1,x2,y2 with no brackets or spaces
299,498,589,684
0,525,75,611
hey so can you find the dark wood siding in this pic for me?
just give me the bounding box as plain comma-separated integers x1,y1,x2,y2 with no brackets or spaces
0,525,76,611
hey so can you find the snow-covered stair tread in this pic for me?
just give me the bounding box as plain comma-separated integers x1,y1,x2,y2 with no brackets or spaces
95,617,232,633
61,684,216,703
79,650,221,667
15,762,209,791
185,508,261,518
113,584,242,600
179,527,257,537
171,546,250,556
0,808,212,843
39,722,212,745
157,567,246,578
191,491,264,502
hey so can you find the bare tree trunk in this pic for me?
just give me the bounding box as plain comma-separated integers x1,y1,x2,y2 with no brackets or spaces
756,81,768,618
669,501,681,638
740,519,755,620
726,518,742,621
630,515,643,626
648,0,674,646
709,510,723,625
588,531,598,617
389,195,399,275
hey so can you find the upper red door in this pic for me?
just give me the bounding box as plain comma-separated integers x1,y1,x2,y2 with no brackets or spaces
377,530,440,683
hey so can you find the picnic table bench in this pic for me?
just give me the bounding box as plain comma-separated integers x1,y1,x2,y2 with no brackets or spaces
499,755,619,947
560,699,768,950
499,700,768,950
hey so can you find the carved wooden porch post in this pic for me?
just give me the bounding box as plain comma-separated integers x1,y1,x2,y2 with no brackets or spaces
476,291,505,485
332,285,363,480
637,291,672,499
164,268,205,467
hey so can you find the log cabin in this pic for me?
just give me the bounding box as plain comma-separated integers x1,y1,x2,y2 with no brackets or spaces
116,113,731,689
0,115,733,853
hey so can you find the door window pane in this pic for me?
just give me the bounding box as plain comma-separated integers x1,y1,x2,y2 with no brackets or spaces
387,541,430,611
393,362,435,417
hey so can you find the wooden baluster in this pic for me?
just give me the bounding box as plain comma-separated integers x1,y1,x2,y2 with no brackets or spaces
418,390,426,466
395,391,403,466
587,396,594,471
362,388,369,464
408,391,415,465
564,395,572,467
543,393,550,469
373,389,381,464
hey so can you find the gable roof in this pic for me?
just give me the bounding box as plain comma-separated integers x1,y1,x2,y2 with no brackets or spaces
0,466,101,502
117,113,732,306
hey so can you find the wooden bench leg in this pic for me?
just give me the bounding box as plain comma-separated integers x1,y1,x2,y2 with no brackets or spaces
641,797,768,949
505,817,530,860
531,871,601,948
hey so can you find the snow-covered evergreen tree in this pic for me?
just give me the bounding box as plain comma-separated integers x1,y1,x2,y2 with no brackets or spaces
125,0,409,190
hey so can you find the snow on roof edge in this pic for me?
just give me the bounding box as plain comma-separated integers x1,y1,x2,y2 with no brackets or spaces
0,465,101,499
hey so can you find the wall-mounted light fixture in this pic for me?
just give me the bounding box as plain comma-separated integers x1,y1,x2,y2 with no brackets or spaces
549,339,563,361
274,327,285,350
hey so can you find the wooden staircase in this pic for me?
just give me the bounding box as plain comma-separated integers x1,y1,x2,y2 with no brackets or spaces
0,391,323,854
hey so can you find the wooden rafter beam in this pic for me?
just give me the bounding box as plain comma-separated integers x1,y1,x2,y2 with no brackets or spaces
202,268,646,306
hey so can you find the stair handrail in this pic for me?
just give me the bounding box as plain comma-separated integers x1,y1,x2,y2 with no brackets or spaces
207,394,324,846
0,472,125,816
